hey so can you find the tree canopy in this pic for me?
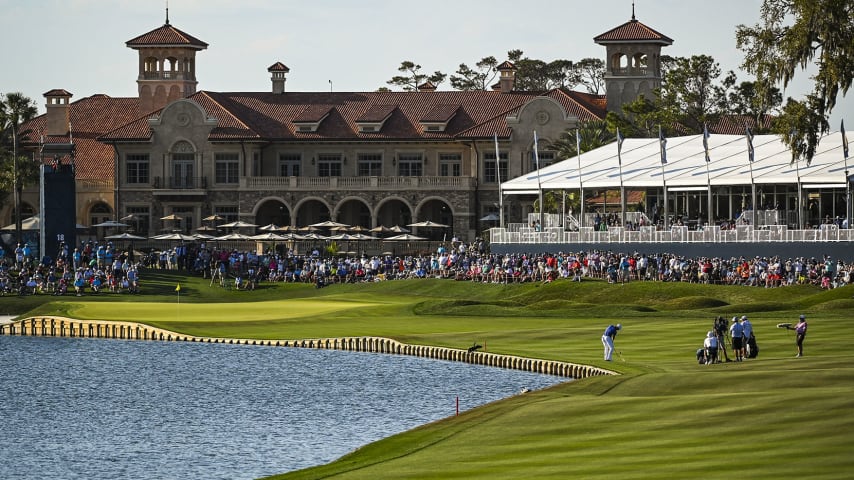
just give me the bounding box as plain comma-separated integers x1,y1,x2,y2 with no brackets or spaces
736,0,854,162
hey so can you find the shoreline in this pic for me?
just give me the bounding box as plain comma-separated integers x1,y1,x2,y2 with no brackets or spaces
1,316,616,379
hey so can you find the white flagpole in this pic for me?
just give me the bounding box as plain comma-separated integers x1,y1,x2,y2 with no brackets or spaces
617,129,625,228
659,125,668,230
703,124,712,228
746,127,757,228
842,120,850,229
576,129,584,229
534,131,543,230
494,133,504,228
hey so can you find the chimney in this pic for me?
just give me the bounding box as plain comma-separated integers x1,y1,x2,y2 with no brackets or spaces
44,89,73,136
496,61,517,93
268,62,290,94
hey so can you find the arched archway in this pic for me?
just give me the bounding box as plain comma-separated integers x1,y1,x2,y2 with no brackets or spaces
376,198,413,229
336,197,372,228
295,198,331,226
89,201,113,239
413,198,453,240
254,198,291,227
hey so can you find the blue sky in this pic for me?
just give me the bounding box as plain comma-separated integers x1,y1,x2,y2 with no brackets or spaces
1,0,850,128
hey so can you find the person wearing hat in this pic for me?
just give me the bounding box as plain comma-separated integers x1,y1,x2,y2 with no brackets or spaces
794,314,808,357
602,323,622,361
730,316,745,362
703,331,719,364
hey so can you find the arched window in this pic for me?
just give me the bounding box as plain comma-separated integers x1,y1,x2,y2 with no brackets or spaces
170,141,197,189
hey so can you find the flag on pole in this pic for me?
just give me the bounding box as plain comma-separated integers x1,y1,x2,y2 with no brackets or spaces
175,283,181,292
746,126,755,163
576,129,582,154
658,125,667,164
493,133,501,184
616,128,624,164
843,119,849,159
533,130,540,170
702,123,711,163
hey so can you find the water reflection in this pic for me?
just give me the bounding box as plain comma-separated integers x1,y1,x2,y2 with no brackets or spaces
0,337,564,480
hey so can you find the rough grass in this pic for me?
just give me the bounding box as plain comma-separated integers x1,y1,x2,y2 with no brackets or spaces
6,270,854,479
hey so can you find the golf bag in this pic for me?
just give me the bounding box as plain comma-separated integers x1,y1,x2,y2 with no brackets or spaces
696,348,707,365
746,334,759,359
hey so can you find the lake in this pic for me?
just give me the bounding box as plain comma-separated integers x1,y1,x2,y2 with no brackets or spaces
0,336,564,479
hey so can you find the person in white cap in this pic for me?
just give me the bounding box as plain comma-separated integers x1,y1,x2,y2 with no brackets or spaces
703,331,718,364
602,323,621,361
730,316,744,361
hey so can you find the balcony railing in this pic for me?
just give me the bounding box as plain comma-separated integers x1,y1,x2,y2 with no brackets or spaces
240,175,475,190
489,224,854,244
154,176,207,190
141,71,194,80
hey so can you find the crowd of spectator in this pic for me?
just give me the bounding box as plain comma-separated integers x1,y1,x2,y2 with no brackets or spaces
3,236,853,296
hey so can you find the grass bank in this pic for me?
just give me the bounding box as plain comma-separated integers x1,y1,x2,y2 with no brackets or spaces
6,270,854,479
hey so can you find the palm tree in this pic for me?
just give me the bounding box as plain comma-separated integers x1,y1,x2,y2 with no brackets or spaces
0,92,39,243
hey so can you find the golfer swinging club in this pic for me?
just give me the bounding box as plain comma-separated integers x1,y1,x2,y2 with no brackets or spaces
602,323,621,361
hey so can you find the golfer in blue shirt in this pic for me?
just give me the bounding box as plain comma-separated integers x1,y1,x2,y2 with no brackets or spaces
602,324,621,361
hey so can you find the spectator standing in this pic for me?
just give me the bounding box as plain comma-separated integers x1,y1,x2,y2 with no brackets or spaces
730,316,745,362
601,323,621,361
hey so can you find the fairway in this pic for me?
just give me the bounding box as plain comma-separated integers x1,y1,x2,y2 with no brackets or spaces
72,298,387,323
9,272,854,479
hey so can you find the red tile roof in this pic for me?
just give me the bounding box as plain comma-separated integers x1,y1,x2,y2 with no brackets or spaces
357,104,397,123
594,19,673,45
420,104,460,123
18,95,142,180
43,89,73,97
126,23,208,49
267,62,290,72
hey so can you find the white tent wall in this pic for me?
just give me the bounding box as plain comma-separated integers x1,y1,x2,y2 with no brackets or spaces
499,132,851,232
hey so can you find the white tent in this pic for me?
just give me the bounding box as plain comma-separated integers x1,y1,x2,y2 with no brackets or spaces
502,132,851,192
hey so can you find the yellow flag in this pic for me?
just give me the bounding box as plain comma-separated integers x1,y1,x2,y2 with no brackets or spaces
175,283,181,292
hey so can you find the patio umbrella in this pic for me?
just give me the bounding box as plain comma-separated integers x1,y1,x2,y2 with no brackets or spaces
196,225,218,232
259,223,282,231
275,225,298,232
385,233,426,241
480,213,500,222
407,220,449,228
218,220,258,229
214,233,252,241
93,220,129,228
193,233,216,240
104,232,146,240
369,225,394,234
202,214,224,222
310,220,350,228
388,225,410,233
250,232,286,241
151,233,197,241
348,225,369,233
160,214,183,221
300,232,327,240
350,233,378,240
119,213,137,221
279,232,305,240
328,233,356,241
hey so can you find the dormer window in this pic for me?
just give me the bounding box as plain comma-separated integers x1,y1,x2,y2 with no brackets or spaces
356,105,396,133
293,105,333,133
419,105,459,133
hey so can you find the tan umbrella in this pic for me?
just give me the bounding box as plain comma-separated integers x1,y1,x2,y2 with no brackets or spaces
310,220,350,228
214,233,252,241
250,232,286,241
160,214,183,221
203,214,224,222
388,225,410,233
196,225,218,232
385,233,426,241
259,223,282,231
219,220,258,229
407,220,449,228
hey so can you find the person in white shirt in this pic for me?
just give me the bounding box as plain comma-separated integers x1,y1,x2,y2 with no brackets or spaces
703,331,718,364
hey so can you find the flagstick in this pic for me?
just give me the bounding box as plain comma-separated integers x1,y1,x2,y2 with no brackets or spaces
842,120,850,229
